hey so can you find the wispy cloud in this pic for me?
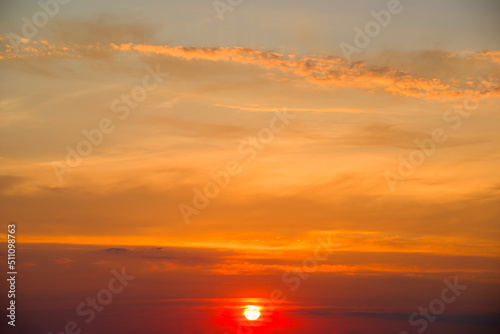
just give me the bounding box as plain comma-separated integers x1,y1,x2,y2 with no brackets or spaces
2,36,498,102
213,104,367,113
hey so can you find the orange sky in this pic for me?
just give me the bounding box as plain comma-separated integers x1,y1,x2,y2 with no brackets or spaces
1,0,500,333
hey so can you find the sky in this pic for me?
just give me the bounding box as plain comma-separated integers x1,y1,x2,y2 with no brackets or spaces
0,0,500,333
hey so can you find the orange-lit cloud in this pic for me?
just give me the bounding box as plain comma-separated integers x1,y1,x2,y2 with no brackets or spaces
2,36,498,102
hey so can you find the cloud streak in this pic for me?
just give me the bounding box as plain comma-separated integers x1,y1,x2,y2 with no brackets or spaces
2,36,498,102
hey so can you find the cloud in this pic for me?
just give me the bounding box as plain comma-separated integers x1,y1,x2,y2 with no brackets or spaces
368,49,500,82
118,44,499,101
470,50,500,64
139,246,237,267
2,36,498,102
325,123,490,150
54,257,73,264
346,312,500,326
138,116,248,138
106,247,129,252
213,104,366,113
0,175,27,191
47,14,156,45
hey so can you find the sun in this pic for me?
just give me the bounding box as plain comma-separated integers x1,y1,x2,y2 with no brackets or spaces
243,305,261,321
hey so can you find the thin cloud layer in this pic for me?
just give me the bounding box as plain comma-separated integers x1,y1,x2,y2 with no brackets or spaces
2,36,498,101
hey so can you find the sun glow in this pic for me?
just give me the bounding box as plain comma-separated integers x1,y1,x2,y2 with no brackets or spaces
243,305,261,321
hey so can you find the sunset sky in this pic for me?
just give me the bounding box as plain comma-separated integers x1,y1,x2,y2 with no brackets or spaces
1,0,500,333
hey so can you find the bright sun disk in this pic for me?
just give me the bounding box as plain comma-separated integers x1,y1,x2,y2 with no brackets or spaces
243,305,260,321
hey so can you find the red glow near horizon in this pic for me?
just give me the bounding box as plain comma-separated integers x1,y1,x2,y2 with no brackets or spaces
213,298,296,333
